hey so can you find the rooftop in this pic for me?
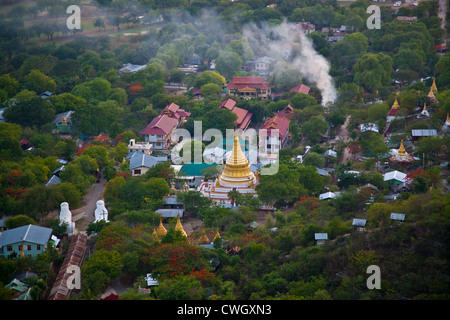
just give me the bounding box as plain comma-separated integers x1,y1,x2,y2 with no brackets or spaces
0,224,52,247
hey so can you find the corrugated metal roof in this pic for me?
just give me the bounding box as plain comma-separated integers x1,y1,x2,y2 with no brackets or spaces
129,152,167,170
390,213,405,221
411,129,437,137
352,219,367,227
0,224,52,246
314,233,328,240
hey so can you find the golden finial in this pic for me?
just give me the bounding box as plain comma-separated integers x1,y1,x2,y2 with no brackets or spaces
199,226,210,244
152,227,160,241
397,140,406,156
431,77,437,94
62,115,67,125
214,227,221,240
391,96,400,109
175,214,187,237
156,217,167,236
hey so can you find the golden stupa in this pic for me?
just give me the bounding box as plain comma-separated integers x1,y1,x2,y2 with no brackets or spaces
214,227,221,240
391,96,400,110
198,135,257,203
427,88,435,100
431,77,437,94
156,217,167,237
390,140,413,163
218,136,256,187
199,226,210,244
175,214,187,237
152,227,160,241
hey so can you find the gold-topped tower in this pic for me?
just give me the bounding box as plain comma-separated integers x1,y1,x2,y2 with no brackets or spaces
197,135,258,203
156,217,167,237
431,77,437,94
175,214,187,237
218,136,256,187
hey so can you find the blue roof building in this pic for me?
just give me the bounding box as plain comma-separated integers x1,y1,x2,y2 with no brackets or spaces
0,224,53,259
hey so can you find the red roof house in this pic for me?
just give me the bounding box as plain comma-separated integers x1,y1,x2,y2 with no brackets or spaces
275,104,295,119
141,103,191,150
260,115,291,154
227,76,271,99
219,98,252,130
290,84,310,95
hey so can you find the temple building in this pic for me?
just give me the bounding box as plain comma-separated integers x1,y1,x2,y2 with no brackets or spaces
227,76,271,99
197,136,258,203
390,140,414,163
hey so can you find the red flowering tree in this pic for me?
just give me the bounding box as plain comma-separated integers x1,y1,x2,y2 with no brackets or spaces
141,242,213,281
96,224,132,251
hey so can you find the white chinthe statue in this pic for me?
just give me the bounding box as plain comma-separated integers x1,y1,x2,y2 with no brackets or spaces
59,202,75,235
94,200,109,223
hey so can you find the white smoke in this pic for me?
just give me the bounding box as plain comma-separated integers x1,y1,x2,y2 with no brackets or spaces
242,21,337,105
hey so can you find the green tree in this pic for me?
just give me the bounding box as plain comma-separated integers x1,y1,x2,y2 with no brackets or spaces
3,96,55,127
301,115,329,144
23,70,56,94
215,51,242,79
353,53,393,93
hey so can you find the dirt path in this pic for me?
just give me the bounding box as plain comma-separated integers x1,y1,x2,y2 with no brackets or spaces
72,178,107,232
335,115,352,164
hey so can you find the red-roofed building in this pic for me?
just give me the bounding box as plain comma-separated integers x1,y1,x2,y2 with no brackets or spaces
161,103,191,124
275,104,295,119
219,98,253,130
260,115,291,156
290,84,310,95
141,103,191,150
141,115,179,150
227,76,271,99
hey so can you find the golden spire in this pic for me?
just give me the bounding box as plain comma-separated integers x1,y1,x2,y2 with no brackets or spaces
156,217,167,237
422,102,427,111
175,214,187,237
214,227,221,240
428,88,435,99
391,96,400,109
62,115,67,125
397,140,406,156
199,226,210,244
152,227,160,241
219,136,255,182
431,77,437,94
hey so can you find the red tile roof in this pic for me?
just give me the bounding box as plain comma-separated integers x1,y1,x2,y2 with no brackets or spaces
228,77,270,90
141,115,179,136
290,84,310,95
260,115,290,137
219,98,252,129
275,104,294,119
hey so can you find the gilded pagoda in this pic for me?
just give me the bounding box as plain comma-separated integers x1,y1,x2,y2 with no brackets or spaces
198,136,257,203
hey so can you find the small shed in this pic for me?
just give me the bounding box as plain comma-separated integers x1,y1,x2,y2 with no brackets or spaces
314,233,328,246
390,213,405,221
352,218,367,232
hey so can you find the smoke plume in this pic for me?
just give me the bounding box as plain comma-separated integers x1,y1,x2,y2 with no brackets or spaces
243,21,337,105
